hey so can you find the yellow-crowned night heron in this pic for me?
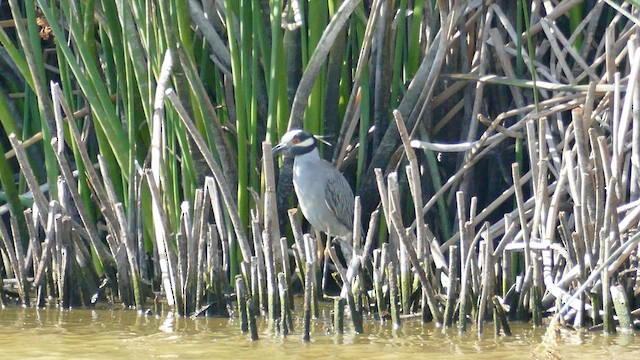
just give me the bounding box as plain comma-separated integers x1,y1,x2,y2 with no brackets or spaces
273,129,354,262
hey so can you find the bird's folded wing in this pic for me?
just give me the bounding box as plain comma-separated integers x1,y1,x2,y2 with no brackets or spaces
323,172,355,232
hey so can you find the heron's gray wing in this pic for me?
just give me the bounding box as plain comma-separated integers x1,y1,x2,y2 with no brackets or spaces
323,167,355,232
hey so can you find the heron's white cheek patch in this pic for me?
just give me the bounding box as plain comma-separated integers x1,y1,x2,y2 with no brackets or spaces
297,137,315,148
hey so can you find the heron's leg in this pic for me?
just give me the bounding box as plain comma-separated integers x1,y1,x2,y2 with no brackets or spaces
315,229,324,264
322,233,331,295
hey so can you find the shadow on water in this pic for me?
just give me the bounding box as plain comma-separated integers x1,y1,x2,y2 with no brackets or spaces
0,306,638,360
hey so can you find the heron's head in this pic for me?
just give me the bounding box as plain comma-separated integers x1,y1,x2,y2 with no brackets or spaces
272,129,317,157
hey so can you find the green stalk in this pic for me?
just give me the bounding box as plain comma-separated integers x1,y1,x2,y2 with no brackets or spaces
266,0,283,144
417,127,451,240
224,0,249,277
0,28,34,91
568,4,584,51
357,63,370,189
521,1,540,112
407,0,424,77
249,2,261,193
391,0,408,109
19,0,57,203
0,91,20,136
38,0,130,175
0,136,24,227
304,0,328,137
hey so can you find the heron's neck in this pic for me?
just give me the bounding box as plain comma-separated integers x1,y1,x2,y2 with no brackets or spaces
294,147,320,166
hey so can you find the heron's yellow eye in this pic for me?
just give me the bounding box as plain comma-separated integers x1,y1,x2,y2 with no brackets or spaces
292,138,300,144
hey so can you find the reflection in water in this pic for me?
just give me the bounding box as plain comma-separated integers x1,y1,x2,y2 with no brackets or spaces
0,307,638,359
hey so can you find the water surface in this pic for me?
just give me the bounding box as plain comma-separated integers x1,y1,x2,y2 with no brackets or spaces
0,306,638,359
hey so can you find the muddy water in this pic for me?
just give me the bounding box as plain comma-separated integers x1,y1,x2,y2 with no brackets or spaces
0,306,638,359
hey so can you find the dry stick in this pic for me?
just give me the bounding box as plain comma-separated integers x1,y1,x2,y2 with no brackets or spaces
387,173,411,314
616,50,640,171
352,196,363,262
632,45,640,202
114,202,143,311
610,284,632,331
302,262,313,342
333,297,346,334
601,227,614,333
3,132,43,161
573,108,597,260
511,163,532,274
24,209,39,291
387,259,401,329
499,219,516,301
542,19,596,82
442,244,459,329
277,272,290,336
204,177,228,252
144,169,178,308
187,0,231,74
176,230,187,314
280,237,293,310
0,217,27,305
413,126,521,237
444,170,534,250
525,120,540,200
373,244,388,317
477,223,494,336
262,142,282,267
250,213,267,314
493,304,500,337
33,204,57,289
459,223,488,334
56,215,70,307
211,225,228,316
51,84,120,239
247,298,259,340
511,162,534,318
361,209,379,264
602,177,619,333
50,138,114,269
388,209,442,323
456,191,470,292
8,218,26,297
554,229,640,322
327,245,361,333
262,230,278,322
492,296,512,336
589,130,605,252
287,211,306,291
541,164,570,313
166,89,251,262
7,134,50,230
417,112,526,153
489,28,525,108
531,119,550,328
333,0,382,166
288,209,306,264
191,189,207,303
288,0,361,129
612,72,622,198
150,51,176,308
394,110,425,257
195,190,211,312
303,234,320,318
540,18,576,84
236,275,248,333
180,201,196,314
249,256,260,316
